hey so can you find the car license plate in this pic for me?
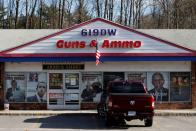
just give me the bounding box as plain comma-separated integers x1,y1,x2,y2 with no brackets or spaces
128,111,136,116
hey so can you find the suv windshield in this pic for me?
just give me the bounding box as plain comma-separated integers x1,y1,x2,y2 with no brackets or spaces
110,82,146,93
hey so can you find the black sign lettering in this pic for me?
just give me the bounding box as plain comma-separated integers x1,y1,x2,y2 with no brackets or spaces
43,64,85,70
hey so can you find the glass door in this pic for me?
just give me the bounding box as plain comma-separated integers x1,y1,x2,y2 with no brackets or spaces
47,72,80,110
48,73,64,109
64,73,80,109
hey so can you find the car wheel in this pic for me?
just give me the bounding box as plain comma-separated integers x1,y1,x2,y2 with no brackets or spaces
118,118,126,126
105,114,114,127
144,117,153,127
97,105,105,118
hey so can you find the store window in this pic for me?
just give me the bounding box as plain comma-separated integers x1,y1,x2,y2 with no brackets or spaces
5,72,26,102
65,73,80,105
125,72,147,86
49,73,63,89
103,72,125,89
5,72,47,103
81,72,102,103
65,73,79,89
27,72,47,103
170,72,191,101
147,72,169,102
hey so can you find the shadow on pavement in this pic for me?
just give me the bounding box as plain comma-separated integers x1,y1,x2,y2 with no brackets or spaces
24,114,145,129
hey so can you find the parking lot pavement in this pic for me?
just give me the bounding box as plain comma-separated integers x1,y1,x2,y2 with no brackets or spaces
0,115,196,131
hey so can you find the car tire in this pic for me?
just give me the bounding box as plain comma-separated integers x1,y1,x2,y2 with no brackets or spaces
97,105,106,118
144,117,153,127
105,114,113,127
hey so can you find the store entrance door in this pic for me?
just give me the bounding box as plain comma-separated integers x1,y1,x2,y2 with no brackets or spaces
47,72,80,110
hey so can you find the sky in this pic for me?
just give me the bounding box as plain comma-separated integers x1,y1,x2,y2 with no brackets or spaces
1,0,152,18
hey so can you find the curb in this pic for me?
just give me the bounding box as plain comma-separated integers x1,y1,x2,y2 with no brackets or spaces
0,112,97,116
0,110,97,116
154,113,196,116
1,111,196,116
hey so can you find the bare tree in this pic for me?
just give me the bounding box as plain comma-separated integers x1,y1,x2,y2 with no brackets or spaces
25,0,29,28
60,0,65,28
66,0,73,26
58,0,61,28
29,0,38,28
128,0,133,26
104,0,108,18
0,0,5,28
51,0,57,28
120,0,123,24
108,0,114,21
39,0,43,29
96,0,100,17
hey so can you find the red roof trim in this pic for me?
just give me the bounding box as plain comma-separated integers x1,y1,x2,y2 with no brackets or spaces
0,53,195,57
0,18,195,56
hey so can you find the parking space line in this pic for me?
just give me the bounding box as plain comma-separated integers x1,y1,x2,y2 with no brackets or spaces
31,116,41,129
153,118,161,130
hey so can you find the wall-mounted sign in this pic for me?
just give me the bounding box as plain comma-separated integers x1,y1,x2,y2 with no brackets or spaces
43,64,84,70
81,29,117,36
56,39,141,49
56,28,142,49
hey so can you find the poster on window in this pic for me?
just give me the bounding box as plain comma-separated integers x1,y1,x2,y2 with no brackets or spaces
103,72,125,88
81,72,102,102
147,72,169,102
65,73,79,89
5,73,26,102
27,72,47,103
170,72,191,101
125,72,147,86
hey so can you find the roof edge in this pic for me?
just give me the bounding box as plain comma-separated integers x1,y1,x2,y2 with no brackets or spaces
0,18,195,55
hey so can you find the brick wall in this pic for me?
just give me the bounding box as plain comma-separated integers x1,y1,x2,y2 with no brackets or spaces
191,62,196,108
9,103,47,110
0,62,4,110
155,102,192,109
81,103,97,109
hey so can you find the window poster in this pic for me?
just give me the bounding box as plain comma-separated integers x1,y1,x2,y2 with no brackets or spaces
65,73,79,89
49,93,64,105
5,73,26,102
27,72,47,103
81,72,102,102
170,72,191,101
103,72,125,88
125,72,147,86
49,73,63,89
147,72,169,102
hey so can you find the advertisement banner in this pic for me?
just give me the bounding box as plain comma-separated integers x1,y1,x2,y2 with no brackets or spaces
103,72,125,88
170,72,191,101
5,73,26,102
27,72,47,103
81,72,102,102
147,72,169,102
125,72,146,86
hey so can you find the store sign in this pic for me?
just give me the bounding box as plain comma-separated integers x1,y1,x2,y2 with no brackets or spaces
43,64,84,70
56,40,141,49
56,28,142,49
81,29,117,36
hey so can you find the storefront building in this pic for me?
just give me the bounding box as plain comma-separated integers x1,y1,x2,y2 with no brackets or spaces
0,18,196,110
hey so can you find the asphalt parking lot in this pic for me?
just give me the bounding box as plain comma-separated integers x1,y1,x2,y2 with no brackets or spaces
0,115,195,131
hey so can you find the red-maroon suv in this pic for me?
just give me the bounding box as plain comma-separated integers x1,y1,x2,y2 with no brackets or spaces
97,81,155,127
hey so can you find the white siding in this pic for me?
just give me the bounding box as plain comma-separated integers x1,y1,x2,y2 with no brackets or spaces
8,21,190,54
5,61,191,72
85,61,191,72
5,62,43,72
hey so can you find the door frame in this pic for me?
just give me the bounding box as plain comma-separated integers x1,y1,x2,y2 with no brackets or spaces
47,70,81,110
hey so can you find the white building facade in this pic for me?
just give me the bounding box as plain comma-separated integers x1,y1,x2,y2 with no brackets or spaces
0,18,195,110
